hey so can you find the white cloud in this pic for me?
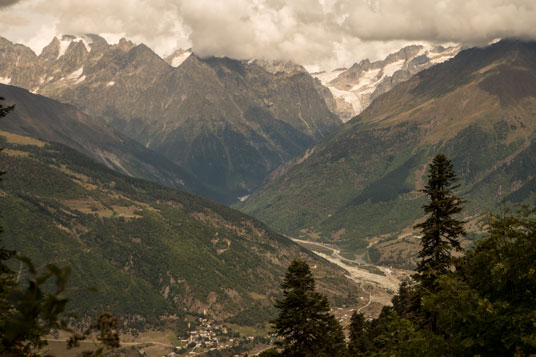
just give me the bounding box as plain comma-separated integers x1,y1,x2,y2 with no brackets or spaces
341,0,536,44
1,0,536,70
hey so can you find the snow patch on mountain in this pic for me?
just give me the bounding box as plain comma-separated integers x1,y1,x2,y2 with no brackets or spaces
314,69,346,86
381,59,405,78
57,35,93,59
67,67,84,80
172,52,191,67
328,86,367,115
312,44,460,122
74,76,86,84
165,49,192,68
429,46,460,64
57,38,71,58
350,68,381,92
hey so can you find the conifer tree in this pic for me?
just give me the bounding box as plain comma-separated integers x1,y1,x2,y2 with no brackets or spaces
414,153,465,289
347,311,368,356
0,96,14,119
272,260,347,356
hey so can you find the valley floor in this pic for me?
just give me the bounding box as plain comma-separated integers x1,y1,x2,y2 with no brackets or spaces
291,238,412,316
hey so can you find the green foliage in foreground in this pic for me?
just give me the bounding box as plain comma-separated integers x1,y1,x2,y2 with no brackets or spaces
271,260,347,356
268,155,536,356
0,256,70,356
414,153,465,292
346,206,536,356
0,254,122,356
343,155,536,356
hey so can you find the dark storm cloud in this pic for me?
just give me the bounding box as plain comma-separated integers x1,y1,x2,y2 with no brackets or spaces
0,0,23,8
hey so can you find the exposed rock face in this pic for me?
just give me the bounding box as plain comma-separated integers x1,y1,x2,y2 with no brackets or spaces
312,44,461,121
0,37,43,88
0,35,340,202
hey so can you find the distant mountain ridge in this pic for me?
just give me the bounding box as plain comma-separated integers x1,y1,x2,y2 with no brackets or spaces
312,44,460,121
0,83,225,201
238,40,536,268
0,34,340,202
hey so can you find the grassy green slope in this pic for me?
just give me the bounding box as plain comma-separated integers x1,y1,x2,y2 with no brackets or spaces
238,40,536,261
0,131,357,326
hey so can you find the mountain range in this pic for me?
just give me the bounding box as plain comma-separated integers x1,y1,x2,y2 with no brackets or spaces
3,32,536,327
0,34,340,203
239,40,536,268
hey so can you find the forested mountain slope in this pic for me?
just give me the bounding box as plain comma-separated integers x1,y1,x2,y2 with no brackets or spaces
239,40,536,267
0,130,357,326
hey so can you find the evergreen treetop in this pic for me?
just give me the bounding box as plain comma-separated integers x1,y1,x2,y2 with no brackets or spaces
272,259,346,356
348,311,368,356
414,153,465,287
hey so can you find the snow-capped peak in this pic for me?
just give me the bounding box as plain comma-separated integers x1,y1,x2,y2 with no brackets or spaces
166,49,192,68
311,43,461,122
57,34,93,59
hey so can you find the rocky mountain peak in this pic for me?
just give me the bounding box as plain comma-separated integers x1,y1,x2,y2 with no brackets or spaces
0,38,39,88
39,37,61,62
0,35,339,201
0,36,12,47
252,59,307,74
113,38,136,52
84,34,109,51
63,40,89,64
240,40,536,269
123,43,170,73
385,44,423,62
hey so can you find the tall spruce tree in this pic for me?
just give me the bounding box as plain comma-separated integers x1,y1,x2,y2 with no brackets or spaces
414,153,465,288
272,260,347,357
347,311,368,356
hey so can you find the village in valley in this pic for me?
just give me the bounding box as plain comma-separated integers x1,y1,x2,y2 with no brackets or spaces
166,317,271,356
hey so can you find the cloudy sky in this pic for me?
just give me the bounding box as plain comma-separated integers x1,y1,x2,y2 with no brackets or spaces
1,0,535,71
